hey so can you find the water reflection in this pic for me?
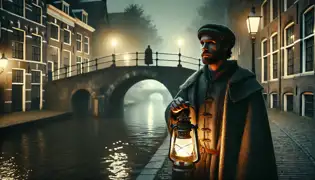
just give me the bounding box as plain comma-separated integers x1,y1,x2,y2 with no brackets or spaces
102,141,131,179
0,98,169,179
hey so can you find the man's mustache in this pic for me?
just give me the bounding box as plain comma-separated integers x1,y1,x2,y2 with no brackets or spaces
202,52,212,57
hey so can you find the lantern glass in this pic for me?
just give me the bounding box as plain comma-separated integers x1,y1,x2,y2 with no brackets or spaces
169,126,199,163
247,16,261,34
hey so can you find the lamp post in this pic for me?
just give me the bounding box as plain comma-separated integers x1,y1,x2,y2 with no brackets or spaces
111,38,117,54
169,105,199,178
0,53,8,74
246,6,261,74
177,39,183,54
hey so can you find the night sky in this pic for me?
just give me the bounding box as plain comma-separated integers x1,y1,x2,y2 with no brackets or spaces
107,0,205,57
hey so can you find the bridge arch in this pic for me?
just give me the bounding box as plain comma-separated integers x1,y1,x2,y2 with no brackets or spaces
103,70,174,117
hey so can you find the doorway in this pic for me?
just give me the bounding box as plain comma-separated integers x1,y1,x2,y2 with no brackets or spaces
11,69,24,112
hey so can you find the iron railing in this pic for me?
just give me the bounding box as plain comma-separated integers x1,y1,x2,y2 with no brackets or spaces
49,52,201,81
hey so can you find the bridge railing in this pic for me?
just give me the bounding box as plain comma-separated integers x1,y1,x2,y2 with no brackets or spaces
50,52,201,81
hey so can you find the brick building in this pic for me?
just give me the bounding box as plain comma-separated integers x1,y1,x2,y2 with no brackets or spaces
228,0,315,119
0,0,95,114
46,0,95,81
0,0,48,113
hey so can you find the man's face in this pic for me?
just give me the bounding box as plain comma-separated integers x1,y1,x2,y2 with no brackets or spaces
200,35,221,64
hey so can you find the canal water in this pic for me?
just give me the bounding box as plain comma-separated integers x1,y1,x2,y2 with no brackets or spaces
0,97,170,180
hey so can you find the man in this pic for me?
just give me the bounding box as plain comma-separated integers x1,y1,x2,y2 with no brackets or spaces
145,45,153,66
165,24,278,180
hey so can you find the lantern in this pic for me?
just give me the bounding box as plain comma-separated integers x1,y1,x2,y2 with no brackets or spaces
246,6,262,36
169,107,199,171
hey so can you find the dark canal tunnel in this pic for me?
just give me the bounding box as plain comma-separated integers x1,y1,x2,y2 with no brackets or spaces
71,89,91,116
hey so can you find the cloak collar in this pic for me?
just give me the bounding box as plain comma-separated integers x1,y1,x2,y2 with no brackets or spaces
179,60,263,102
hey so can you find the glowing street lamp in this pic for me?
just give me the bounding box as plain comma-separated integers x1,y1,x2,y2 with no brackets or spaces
177,39,183,54
169,106,199,174
111,38,117,54
0,53,8,74
246,6,261,74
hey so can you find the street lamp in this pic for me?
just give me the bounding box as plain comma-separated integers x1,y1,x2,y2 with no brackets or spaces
246,6,261,74
169,106,199,176
0,53,8,74
111,38,117,54
177,39,183,54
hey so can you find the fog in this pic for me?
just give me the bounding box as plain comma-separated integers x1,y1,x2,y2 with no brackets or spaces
107,0,228,59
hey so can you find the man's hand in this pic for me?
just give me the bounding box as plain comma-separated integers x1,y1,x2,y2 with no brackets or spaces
170,97,189,114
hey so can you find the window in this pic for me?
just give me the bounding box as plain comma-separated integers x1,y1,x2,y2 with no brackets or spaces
285,24,295,76
12,69,24,83
49,46,59,78
33,5,41,24
284,93,294,112
302,92,314,118
31,71,40,83
270,93,278,108
82,14,88,24
63,51,70,77
50,23,59,41
261,39,268,82
32,35,41,61
76,56,82,74
62,3,69,14
76,34,82,51
272,0,278,20
84,36,89,54
12,0,24,16
302,8,314,72
262,1,269,27
12,29,24,59
284,0,295,11
64,29,71,45
271,34,278,80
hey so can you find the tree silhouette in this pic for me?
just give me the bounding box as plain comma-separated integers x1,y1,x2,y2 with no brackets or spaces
120,4,162,51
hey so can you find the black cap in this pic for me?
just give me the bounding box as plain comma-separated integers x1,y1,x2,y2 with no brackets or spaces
198,24,235,49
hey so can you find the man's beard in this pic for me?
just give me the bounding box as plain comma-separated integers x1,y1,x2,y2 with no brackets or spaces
202,53,221,64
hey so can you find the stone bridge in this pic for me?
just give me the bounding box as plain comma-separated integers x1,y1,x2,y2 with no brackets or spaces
44,52,200,117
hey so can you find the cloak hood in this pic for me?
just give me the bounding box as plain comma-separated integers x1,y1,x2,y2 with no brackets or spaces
179,60,263,103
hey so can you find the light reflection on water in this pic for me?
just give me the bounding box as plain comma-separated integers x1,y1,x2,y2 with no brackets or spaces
0,98,169,179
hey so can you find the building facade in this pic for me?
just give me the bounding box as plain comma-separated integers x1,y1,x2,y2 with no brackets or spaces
46,0,95,82
0,0,95,114
228,0,315,119
0,0,47,113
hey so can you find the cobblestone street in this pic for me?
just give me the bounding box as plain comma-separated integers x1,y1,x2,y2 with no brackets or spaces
154,109,315,180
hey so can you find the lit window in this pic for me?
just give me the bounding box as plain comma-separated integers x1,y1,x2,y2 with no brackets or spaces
261,39,268,82
12,29,24,59
271,34,278,80
84,36,89,54
302,8,314,72
285,24,295,76
64,29,71,44
32,35,41,62
76,56,82,74
76,34,82,51
50,23,59,40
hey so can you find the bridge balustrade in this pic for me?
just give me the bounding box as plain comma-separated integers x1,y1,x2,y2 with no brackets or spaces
49,52,201,81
